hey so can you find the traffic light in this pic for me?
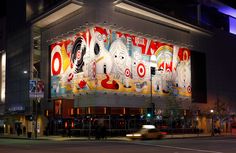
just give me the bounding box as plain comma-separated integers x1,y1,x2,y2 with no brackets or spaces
146,113,151,118
151,67,156,75
146,103,155,118
146,108,153,118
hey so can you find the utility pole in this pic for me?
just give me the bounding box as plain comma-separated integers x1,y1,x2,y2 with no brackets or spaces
34,69,39,139
210,109,214,136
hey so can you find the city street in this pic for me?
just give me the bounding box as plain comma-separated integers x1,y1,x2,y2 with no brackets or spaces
0,136,236,153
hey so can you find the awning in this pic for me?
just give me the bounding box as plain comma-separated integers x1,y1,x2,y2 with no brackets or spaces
33,0,83,28
114,0,212,36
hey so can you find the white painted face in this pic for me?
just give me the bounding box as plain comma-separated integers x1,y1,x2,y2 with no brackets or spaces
133,50,142,65
110,39,130,75
176,61,191,89
90,31,113,74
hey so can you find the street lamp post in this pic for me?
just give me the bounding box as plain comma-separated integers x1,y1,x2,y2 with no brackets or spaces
149,67,156,123
210,109,214,136
24,69,39,139
35,96,40,139
151,67,154,107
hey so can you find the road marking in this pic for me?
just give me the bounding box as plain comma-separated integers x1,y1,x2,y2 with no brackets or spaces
213,139,236,143
132,142,223,153
187,138,236,144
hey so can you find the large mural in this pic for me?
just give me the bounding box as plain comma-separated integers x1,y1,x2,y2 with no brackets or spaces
50,26,191,98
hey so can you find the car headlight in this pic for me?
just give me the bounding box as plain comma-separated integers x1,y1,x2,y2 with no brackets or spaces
133,133,141,137
126,134,133,137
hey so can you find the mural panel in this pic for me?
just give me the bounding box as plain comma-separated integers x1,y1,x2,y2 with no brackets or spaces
50,26,191,98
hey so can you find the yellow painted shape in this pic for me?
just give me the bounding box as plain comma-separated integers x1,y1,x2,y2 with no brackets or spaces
61,44,70,72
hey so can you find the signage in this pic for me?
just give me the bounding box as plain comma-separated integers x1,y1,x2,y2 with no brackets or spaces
29,80,44,98
0,120,4,126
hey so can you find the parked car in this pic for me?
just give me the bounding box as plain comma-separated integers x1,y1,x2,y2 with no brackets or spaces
126,125,167,140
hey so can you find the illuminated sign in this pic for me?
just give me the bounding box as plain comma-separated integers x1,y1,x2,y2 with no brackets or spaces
50,26,191,98
1,52,5,103
229,17,236,35
8,106,24,112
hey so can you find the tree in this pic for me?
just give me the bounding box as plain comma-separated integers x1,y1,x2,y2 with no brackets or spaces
214,95,229,124
163,93,182,129
214,96,228,117
164,93,181,117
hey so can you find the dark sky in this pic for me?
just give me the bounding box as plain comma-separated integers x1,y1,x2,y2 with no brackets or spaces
133,0,236,12
0,0,235,17
0,0,6,17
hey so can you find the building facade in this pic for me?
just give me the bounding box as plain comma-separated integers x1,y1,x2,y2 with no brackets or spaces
1,0,236,136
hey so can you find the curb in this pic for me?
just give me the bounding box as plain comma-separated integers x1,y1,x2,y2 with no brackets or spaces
0,136,128,141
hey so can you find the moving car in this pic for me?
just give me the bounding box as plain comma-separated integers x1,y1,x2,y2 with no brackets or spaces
126,125,167,140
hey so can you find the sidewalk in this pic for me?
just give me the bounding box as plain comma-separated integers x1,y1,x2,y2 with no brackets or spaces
0,133,233,141
165,132,234,139
0,134,128,141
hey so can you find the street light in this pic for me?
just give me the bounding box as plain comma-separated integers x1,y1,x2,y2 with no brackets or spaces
24,68,40,139
210,109,214,136
148,66,156,123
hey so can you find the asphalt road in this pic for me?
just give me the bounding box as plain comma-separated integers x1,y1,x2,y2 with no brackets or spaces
0,136,236,153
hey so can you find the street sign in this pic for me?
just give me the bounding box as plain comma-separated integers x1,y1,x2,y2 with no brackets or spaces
36,80,44,98
29,80,36,93
29,80,44,98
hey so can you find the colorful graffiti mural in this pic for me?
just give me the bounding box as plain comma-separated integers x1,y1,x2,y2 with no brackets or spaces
50,26,191,98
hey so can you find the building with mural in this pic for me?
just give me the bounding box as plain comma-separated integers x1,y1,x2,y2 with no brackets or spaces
1,0,236,137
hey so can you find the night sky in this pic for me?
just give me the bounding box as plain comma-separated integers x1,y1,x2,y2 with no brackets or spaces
219,0,236,9
0,0,236,17
0,0,6,17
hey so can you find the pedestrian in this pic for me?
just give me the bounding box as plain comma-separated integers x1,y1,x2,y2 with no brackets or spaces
67,126,72,137
101,125,107,139
23,126,26,135
17,127,21,136
218,127,221,135
63,128,66,137
95,125,101,140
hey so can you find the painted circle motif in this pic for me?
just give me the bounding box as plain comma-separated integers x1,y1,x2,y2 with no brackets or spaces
187,85,191,93
137,63,146,78
52,52,62,75
125,68,130,77
76,50,82,60
183,50,189,61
